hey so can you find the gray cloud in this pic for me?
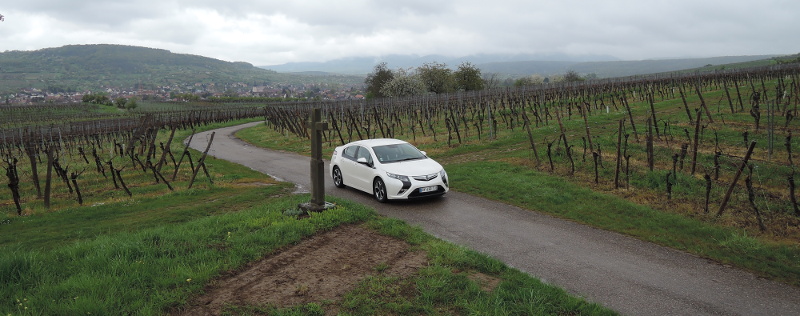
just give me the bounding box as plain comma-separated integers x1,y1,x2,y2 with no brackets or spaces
1,0,797,65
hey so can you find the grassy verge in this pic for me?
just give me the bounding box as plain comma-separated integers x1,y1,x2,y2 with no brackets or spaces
235,122,800,287
0,192,614,315
447,161,800,286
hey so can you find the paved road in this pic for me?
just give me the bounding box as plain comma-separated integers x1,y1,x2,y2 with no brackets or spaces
190,122,800,316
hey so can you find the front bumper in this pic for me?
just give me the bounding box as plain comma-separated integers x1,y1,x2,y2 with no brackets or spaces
385,171,449,200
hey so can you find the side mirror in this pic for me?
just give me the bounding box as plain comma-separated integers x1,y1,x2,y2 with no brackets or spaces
420,151,427,156
357,157,373,167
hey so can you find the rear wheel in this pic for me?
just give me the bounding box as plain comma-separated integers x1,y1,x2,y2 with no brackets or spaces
373,178,388,203
332,166,345,188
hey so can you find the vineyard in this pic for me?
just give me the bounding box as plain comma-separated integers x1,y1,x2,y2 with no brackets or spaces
3,63,800,242
258,63,800,241
0,103,266,214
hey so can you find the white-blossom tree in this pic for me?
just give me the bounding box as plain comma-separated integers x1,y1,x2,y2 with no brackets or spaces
380,68,427,98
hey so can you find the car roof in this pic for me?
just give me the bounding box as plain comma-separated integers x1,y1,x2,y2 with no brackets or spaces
346,138,409,148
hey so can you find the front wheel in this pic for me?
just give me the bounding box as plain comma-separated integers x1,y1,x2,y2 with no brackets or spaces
332,166,345,188
373,178,388,203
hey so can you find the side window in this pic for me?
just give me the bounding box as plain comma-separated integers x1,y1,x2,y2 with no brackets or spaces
356,146,373,164
342,145,358,160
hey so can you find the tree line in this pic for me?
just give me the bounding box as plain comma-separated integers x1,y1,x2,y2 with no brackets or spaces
364,61,486,99
82,93,138,109
364,61,598,99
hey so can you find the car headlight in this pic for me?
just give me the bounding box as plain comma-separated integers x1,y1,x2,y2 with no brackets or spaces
440,169,448,187
386,172,409,182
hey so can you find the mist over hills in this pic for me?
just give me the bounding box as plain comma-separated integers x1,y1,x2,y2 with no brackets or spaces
0,44,788,97
261,52,618,74
263,54,783,78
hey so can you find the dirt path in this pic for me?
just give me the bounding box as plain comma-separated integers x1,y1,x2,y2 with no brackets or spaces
174,224,428,315
188,122,800,316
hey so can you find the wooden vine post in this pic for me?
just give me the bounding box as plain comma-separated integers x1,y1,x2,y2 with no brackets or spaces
789,175,800,216
646,118,654,171
173,132,195,181
716,141,757,217
695,83,714,123
521,111,539,164
70,170,85,205
621,92,639,142
614,119,624,189
555,108,575,175
44,146,54,209
188,132,215,189
648,91,660,138
581,103,594,153
155,126,176,172
690,108,702,175
4,158,23,215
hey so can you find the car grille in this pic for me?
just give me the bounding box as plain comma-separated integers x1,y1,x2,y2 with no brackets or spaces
412,173,439,181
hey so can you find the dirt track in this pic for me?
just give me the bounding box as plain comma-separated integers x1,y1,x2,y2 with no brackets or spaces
189,122,800,315
174,225,428,315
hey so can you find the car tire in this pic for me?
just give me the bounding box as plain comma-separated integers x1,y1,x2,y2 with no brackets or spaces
332,166,345,188
373,178,388,203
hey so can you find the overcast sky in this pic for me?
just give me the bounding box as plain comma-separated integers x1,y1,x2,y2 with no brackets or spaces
1,0,797,66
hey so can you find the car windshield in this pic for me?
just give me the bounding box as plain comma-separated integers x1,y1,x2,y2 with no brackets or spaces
372,143,426,164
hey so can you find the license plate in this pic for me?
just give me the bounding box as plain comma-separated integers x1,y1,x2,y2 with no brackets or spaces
419,186,438,193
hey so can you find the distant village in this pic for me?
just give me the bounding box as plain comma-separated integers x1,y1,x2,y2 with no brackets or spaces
4,81,367,105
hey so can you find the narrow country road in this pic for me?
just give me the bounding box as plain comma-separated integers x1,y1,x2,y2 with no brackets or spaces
190,122,800,316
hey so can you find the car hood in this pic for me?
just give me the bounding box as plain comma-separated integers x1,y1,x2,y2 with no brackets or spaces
379,158,443,176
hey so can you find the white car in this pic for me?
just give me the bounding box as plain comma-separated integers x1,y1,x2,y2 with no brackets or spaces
330,138,449,202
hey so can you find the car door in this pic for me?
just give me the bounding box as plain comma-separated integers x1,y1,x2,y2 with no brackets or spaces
339,145,371,192
338,145,357,187
349,146,376,192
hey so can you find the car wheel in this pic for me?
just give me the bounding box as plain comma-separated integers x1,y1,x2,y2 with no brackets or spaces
332,166,345,188
373,178,388,203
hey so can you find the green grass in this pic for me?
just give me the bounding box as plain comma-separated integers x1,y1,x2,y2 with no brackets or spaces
0,184,290,250
0,195,369,315
236,122,315,155
0,193,615,315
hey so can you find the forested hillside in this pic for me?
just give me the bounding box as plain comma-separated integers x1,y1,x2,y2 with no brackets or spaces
0,44,360,95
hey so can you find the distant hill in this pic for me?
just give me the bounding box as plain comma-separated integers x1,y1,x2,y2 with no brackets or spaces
263,53,785,78
661,53,800,74
566,55,786,78
0,44,361,95
1,44,790,96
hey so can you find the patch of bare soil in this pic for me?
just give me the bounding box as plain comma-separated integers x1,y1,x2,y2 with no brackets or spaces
173,224,428,315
